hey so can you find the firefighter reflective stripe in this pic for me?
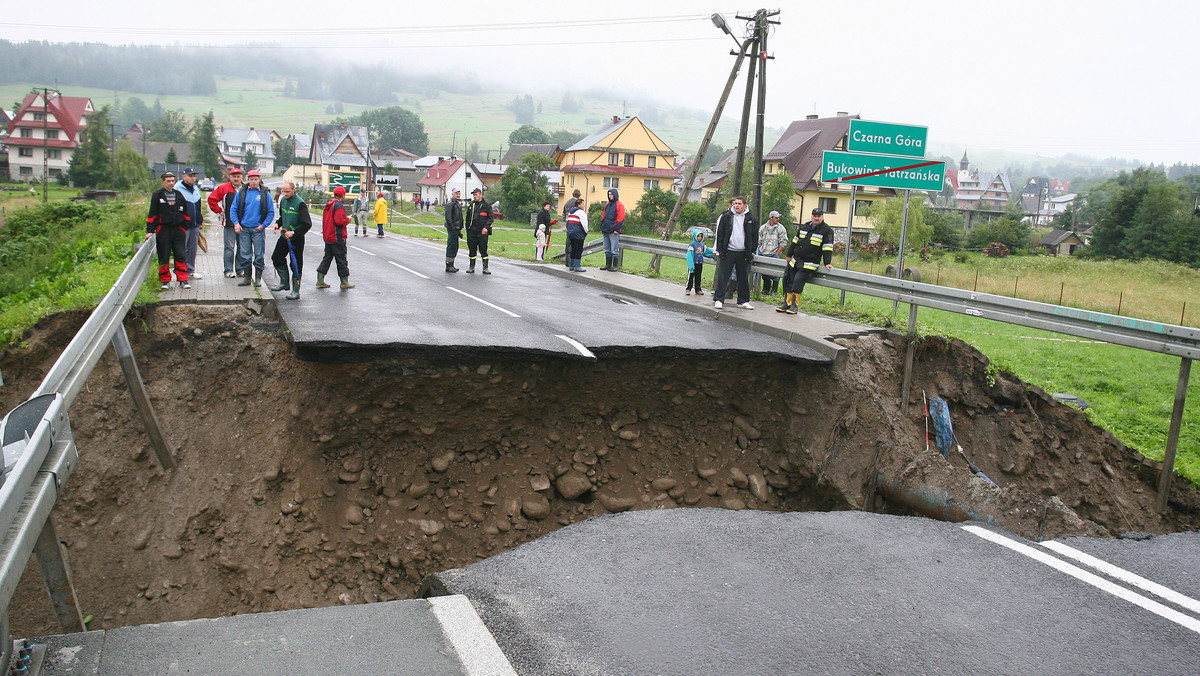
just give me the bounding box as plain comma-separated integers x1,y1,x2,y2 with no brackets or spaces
803,262,819,270
810,233,823,245
822,243,834,251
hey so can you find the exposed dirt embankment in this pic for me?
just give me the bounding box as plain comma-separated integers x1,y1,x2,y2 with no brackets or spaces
2,305,1196,637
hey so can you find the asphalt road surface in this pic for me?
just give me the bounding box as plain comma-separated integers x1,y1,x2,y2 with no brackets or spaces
274,233,828,364
430,509,1200,676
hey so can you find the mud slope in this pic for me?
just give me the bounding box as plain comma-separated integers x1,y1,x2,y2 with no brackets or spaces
1,305,1196,637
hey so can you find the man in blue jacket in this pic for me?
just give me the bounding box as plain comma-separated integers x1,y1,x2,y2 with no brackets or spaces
229,169,275,287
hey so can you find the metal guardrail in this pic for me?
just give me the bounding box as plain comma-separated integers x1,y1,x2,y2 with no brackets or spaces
0,237,161,663
619,234,1196,510
618,235,1200,359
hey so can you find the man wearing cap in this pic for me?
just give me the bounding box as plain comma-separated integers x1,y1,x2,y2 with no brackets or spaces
757,210,789,295
373,191,388,238
177,167,205,280
465,187,493,274
444,188,463,272
316,186,354,289
207,167,244,277
777,208,835,315
229,169,275,287
145,172,192,289
712,195,759,310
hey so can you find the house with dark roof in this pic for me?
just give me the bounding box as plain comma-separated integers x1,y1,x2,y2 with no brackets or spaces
308,123,380,196
5,92,93,182
502,143,560,165
1037,228,1085,256
417,157,485,203
217,127,276,175
954,151,1013,212
555,116,680,213
764,113,894,239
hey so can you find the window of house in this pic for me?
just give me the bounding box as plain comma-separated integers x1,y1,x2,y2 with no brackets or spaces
604,177,620,189
48,168,62,177
20,128,32,138
466,172,472,178
644,179,658,191
608,152,619,166
18,148,33,157
570,175,575,186
19,166,32,175
624,154,634,167
32,112,45,121
48,149,61,159
647,157,656,169
854,199,871,214
818,197,837,213
45,130,59,140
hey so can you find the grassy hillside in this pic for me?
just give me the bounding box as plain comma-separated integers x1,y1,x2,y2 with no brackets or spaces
0,77,777,159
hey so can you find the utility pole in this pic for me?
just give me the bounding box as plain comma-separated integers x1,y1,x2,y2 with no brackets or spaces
108,123,117,179
32,87,60,202
751,9,779,219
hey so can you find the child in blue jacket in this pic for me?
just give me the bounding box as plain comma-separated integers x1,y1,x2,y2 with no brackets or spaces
685,228,714,295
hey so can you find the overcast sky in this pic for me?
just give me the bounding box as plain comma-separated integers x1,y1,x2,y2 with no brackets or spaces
3,1,1197,165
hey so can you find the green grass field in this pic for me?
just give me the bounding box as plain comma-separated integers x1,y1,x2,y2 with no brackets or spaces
0,76,765,158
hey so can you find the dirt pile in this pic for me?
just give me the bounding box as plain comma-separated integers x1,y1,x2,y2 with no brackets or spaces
1,304,1196,637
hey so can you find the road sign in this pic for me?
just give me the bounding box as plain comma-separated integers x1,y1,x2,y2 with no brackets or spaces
847,120,929,158
821,150,946,191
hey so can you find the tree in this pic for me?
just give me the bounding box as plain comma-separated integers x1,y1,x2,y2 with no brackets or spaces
1124,183,1186,261
67,105,112,188
508,125,550,145
761,171,796,225
244,148,258,171
112,140,152,192
865,193,934,251
508,94,535,125
680,201,713,230
497,153,554,223
700,143,725,170
187,111,221,177
560,93,579,113
550,129,585,148
966,217,1033,253
165,147,178,164
631,187,677,230
335,106,429,155
927,209,964,248
1091,168,1165,256
273,136,296,172
147,109,189,143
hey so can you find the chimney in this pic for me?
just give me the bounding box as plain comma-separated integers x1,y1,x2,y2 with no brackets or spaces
612,116,619,124
805,114,818,120
836,111,849,117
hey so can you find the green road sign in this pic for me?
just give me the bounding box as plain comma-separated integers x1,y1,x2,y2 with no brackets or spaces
846,120,928,158
821,150,946,191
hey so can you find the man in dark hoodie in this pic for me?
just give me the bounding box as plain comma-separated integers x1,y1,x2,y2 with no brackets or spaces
599,188,625,271
711,195,759,310
444,188,463,272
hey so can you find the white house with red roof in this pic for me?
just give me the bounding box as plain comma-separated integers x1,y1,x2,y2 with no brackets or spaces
417,157,485,203
5,92,93,182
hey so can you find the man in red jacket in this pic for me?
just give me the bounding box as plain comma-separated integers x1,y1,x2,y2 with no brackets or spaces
316,186,354,289
206,167,244,277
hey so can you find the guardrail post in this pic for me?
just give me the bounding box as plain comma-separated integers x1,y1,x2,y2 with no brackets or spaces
1157,357,1192,512
110,323,176,470
33,519,85,634
900,303,919,414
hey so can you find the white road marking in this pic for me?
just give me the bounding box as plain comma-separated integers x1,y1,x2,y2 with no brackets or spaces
446,287,520,318
428,595,518,676
962,525,1200,635
349,245,376,256
555,334,595,358
1041,540,1200,616
388,260,430,279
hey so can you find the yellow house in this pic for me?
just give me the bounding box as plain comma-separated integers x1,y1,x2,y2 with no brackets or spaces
556,116,680,213
765,113,894,242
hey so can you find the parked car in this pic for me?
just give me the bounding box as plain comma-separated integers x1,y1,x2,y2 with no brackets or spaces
199,178,216,191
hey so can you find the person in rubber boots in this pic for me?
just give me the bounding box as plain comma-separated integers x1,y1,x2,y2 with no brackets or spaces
315,186,354,289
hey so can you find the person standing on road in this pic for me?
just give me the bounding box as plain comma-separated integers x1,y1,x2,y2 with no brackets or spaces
353,191,370,237
316,186,354,289
145,171,192,289
177,167,204,280
758,210,788,295
270,181,312,300
600,189,625,271
562,188,582,268
373,192,388,237
685,228,713,295
465,187,493,274
444,188,464,273
712,196,759,310
565,200,589,272
535,200,557,256
207,167,244,278
229,169,275,288
777,208,834,315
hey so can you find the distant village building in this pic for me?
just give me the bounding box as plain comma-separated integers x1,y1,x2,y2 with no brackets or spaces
555,115,680,214
303,123,377,196
417,157,485,203
954,151,1013,212
5,92,93,182
686,148,741,203
1037,228,1085,256
217,127,276,175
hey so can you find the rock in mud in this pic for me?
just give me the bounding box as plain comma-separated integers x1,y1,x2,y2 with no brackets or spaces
597,493,637,513
555,471,593,500
521,495,552,521
651,477,677,492
748,473,769,502
733,416,762,440
431,452,455,473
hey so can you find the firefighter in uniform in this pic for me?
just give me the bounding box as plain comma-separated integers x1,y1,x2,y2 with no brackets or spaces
777,207,835,315
465,187,493,274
